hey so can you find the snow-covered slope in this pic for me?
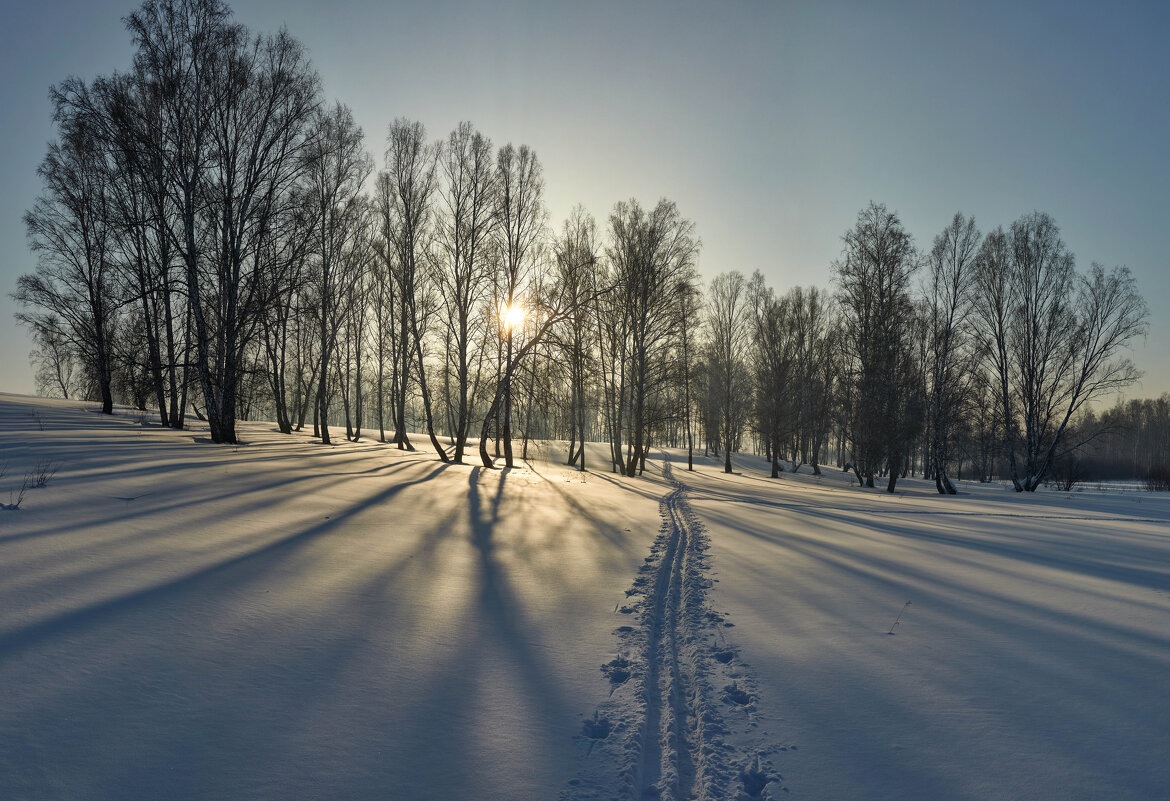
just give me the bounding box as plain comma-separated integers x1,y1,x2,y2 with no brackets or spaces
3,394,1168,800
0,395,665,800
682,450,1170,801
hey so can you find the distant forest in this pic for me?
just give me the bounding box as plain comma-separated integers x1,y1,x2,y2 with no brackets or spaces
14,0,1158,492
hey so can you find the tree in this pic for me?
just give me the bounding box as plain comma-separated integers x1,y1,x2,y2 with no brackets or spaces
976,212,1147,490
125,0,233,434
551,206,601,470
305,102,372,445
834,202,921,492
605,199,699,476
374,170,411,449
125,0,321,442
748,279,795,478
383,118,448,460
676,277,702,470
93,70,188,427
257,185,315,434
923,212,981,493
435,122,497,463
17,91,120,414
29,323,80,399
476,254,613,469
707,271,751,473
490,143,546,468
788,285,835,473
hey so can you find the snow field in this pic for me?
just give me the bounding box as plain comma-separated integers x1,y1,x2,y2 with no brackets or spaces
0,395,665,800
4,393,1168,800
683,450,1170,800
563,456,774,800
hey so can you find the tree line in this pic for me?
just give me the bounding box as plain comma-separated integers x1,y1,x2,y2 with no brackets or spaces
1051,394,1170,487
15,0,1151,490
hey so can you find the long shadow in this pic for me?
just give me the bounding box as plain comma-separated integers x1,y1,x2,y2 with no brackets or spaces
540,473,640,556
2,458,484,800
676,452,1170,800
0,462,451,661
687,478,1170,594
698,500,1170,658
0,453,429,547
688,478,1170,525
8,437,427,488
465,465,574,725
359,466,578,800
588,468,667,504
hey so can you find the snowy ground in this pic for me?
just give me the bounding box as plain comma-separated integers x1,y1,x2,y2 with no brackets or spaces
0,395,664,800
683,451,1170,801
2,393,1168,800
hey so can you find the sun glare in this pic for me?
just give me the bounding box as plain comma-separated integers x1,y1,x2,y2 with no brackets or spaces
502,302,526,330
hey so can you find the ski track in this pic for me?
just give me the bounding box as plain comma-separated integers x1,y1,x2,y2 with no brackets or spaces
565,456,780,801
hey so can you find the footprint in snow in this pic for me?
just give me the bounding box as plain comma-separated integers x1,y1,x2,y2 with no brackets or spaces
601,657,632,685
581,715,611,739
724,682,752,706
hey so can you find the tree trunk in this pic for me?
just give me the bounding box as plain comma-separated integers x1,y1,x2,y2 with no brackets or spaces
413,327,449,462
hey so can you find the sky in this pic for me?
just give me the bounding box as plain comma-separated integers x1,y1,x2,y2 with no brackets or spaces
1,0,1167,399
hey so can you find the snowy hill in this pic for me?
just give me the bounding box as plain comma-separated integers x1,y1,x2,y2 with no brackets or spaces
2,394,1168,800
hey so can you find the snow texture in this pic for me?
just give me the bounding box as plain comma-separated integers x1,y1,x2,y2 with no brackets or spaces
3,394,1169,800
562,456,775,800
685,450,1170,801
0,395,662,800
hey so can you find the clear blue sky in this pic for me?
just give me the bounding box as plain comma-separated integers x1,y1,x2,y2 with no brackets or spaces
2,1,1167,398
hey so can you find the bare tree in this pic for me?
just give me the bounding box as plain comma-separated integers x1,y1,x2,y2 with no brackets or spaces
17,92,120,414
435,122,497,463
477,258,614,469
87,71,183,426
551,206,601,470
383,118,448,460
257,186,315,434
707,271,751,473
374,170,412,449
923,212,981,493
834,202,920,492
605,199,699,476
976,212,1147,490
490,143,546,467
125,0,320,442
125,0,235,435
304,102,372,445
788,285,834,473
29,324,79,399
367,230,397,443
676,276,702,470
748,280,795,478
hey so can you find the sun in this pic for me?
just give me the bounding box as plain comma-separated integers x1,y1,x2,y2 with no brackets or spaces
502,302,526,330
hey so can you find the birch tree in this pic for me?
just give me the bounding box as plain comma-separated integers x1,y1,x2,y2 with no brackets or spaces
18,95,119,414
384,118,448,460
707,271,751,474
305,102,372,445
490,143,546,467
976,212,1147,490
436,122,497,463
834,202,920,492
923,212,981,493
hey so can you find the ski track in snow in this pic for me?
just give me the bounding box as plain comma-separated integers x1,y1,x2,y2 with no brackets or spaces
564,456,780,801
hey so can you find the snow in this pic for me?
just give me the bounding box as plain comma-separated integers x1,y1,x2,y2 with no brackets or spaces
0,395,662,800
2,393,1169,800
683,452,1170,800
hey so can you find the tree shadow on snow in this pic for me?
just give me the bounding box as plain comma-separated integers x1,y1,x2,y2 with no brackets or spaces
0,461,453,661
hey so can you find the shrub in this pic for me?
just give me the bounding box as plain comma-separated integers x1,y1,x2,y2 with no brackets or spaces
1145,465,1170,492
